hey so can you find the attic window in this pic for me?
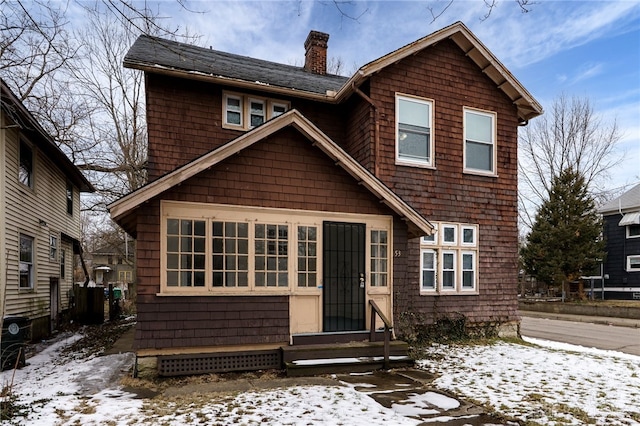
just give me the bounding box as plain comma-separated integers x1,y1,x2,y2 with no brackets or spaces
223,91,289,130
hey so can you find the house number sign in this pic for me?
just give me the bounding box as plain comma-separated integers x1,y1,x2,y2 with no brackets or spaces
394,249,402,257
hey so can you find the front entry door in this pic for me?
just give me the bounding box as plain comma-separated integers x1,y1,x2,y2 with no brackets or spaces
323,222,366,332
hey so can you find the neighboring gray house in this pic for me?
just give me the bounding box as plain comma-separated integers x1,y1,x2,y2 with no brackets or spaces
599,183,640,300
1,79,94,339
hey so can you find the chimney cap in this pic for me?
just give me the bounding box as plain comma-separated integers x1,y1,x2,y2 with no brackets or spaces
305,30,330,50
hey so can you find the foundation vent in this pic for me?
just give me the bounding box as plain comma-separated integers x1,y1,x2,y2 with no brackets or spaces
157,350,282,376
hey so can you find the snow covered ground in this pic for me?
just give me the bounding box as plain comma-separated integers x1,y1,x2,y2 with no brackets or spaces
1,334,639,425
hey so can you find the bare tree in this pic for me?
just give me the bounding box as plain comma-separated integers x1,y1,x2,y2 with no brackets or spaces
518,94,622,230
427,0,536,22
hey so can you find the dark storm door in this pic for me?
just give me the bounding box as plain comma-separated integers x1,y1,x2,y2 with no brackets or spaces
323,221,366,332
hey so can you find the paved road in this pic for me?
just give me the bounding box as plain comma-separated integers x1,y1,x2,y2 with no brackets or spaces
520,316,640,356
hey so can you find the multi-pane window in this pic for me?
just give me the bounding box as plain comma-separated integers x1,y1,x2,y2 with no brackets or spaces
396,95,433,166
19,141,33,188
249,99,265,128
119,270,133,282
19,234,34,289
212,221,249,287
370,230,388,287
420,222,479,294
297,226,317,287
50,235,58,260
627,255,640,272
255,224,288,287
225,95,242,126
66,183,74,215
166,219,206,287
464,108,496,174
420,249,436,290
223,92,289,130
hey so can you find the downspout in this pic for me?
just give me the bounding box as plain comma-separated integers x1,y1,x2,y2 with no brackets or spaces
352,82,380,177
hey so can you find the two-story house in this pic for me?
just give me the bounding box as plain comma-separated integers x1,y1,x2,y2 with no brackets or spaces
599,183,640,299
109,22,542,376
1,79,95,340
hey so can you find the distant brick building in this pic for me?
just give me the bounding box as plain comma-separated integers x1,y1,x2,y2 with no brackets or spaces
109,22,542,374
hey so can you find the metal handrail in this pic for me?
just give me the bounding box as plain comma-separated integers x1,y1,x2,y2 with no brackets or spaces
368,299,391,369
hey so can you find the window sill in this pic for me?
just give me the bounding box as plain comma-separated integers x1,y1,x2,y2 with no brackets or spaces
395,159,435,170
157,289,292,296
419,290,479,296
463,169,498,178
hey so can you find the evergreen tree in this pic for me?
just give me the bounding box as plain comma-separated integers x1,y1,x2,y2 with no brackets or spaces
521,168,605,295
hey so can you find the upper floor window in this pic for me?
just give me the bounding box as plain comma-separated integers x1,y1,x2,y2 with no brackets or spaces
60,249,66,279
396,94,433,167
19,234,34,289
19,141,33,188
66,183,74,215
464,108,496,175
627,224,640,239
223,91,289,130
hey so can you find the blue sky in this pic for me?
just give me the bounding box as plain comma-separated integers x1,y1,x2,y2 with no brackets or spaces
134,0,640,193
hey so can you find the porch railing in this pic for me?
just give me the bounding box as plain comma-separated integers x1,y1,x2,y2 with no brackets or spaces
368,299,391,369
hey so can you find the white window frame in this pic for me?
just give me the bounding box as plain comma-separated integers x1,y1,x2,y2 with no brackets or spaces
420,249,437,292
461,225,477,247
248,98,266,129
463,107,497,176
223,93,243,128
421,224,438,245
461,251,476,291
627,255,640,272
441,224,457,246
19,140,34,188
370,229,389,287
160,201,392,296
395,94,434,168
626,224,640,239
222,91,289,130
19,233,34,290
419,221,479,295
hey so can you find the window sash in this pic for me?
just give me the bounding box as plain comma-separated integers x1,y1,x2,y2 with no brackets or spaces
249,99,265,128
396,96,433,165
297,225,318,288
420,249,436,290
441,251,456,289
225,95,243,126
50,235,58,260
66,183,73,215
464,109,495,173
628,256,640,271
627,225,640,239
462,252,476,289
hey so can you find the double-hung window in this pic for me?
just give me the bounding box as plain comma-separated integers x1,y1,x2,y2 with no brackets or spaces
420,222,478,294
464,108,496,175
19,234,34,289
66,183,74,215
396,94,434,167
627,255,640,272
49,235,58,261
249,99,265,128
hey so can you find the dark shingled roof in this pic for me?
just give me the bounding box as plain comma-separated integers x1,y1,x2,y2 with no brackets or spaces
124,35,349,96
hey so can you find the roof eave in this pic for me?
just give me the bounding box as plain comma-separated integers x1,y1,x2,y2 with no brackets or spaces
124,60,340,103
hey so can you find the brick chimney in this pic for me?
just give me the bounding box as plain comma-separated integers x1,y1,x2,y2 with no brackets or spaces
304,30,329,75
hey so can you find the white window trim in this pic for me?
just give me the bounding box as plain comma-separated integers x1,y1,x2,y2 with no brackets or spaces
421,223,438,245
223,93,243,129
626,225,640,239
440,250,457,292
419,221,479,295
461,250,477,291
463,107,497,177
441,224,457,246
248,98,266,129
222,91,290,131
627,255,640,272
420,248,437,293
160,201,392,296
395,94,435,168
461,225,477,247
49,234,58,261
